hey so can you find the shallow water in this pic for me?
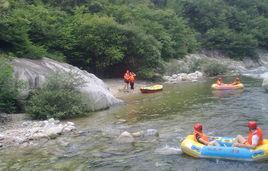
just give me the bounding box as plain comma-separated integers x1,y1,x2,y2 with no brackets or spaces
1,77,268,171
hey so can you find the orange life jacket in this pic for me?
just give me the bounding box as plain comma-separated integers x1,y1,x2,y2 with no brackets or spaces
129,72,136,82
247,127,263,146
232,81,240,85
194,130,209,143
124,72,130,80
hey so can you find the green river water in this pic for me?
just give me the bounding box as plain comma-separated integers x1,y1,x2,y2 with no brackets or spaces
1,77,268,171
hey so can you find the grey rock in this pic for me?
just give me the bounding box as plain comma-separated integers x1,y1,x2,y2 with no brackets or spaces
117,131,134,143
11,58,122,111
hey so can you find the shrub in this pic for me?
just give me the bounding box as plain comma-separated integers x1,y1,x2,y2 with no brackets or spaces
26,72,89,119
137,68,163,81
0,57,19,113
26,89,88,119
202,61,228,77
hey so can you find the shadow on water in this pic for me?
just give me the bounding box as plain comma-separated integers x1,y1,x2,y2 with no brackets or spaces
1,76,268,170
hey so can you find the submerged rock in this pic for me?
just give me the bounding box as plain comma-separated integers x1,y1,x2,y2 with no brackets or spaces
11,58,122,111
117,131,135,143
155,145,182,155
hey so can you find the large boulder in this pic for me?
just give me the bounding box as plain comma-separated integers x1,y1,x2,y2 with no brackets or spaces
11,58,122,111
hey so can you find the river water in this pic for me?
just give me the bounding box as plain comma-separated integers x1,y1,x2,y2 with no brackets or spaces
1,77,268,171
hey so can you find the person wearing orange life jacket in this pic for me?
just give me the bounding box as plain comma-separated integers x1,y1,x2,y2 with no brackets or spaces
193,123,219,146
216,77,223,85
123,70,130,90
129,71,136,90
231,77,241,85
233,121,263,149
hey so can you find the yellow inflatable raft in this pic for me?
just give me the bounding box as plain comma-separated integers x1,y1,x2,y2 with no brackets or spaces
181,135,268,161
211,83,244,90
140,85,163,93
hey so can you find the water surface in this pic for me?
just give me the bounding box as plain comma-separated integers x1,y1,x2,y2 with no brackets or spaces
1,77,268,171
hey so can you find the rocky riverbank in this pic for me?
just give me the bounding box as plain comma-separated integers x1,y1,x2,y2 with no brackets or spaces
0,118,76,148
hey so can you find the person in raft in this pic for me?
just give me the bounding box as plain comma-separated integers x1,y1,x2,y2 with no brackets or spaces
216,77,223,85
231,77,241,85
232,121,263,149
123,70,130,90
193,123,219,146
129,71,136,90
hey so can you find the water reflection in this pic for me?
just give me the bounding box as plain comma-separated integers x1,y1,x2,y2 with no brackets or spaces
212,89,244,98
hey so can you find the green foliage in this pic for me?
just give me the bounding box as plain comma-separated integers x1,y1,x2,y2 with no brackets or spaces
202,61,228,77
0,56,19,113
178,0,268,58
137,68,163,81
26,72,89,120
1,0,268,78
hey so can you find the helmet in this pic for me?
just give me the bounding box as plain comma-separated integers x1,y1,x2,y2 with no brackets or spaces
194,123,203,131
248,121,257,129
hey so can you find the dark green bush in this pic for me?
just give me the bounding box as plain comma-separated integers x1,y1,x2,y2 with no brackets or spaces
26,89,88,119
26,72,89,119
0,56,19,113
202,62,228,77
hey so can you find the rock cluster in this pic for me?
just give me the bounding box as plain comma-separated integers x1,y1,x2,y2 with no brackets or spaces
163,71,203,83
117,129,159,143
0,118,76,147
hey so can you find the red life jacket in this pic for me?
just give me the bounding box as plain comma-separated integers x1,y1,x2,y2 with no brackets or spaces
194,130,209,143
247,127,263,146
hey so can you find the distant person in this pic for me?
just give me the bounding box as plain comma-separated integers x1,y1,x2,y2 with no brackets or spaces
129,71,136,90
123,70,130,90
193,123,219,146
232,77,241,85
216,78,223,85
233,121,263,149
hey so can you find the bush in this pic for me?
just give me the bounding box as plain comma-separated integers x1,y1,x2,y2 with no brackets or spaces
26,89,88,119
0,56,19,113
26,72,89,119
137,68,163,81
202,61,228,77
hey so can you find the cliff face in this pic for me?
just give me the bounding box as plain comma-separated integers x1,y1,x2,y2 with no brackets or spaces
11,58,122,111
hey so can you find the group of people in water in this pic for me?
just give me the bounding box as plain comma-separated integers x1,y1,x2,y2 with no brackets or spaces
122,70,262,149
216,77,241,85
193,121,263,149
123,70,136,90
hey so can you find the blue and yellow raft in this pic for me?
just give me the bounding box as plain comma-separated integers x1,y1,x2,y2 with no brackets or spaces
180,135,268,161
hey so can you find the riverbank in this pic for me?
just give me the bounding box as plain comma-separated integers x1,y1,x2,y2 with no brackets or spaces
103,79,154,99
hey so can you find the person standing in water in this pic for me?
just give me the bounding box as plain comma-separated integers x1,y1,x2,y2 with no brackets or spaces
123,70,130,90
129,71,136,90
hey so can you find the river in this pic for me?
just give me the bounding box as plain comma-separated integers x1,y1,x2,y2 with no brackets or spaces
1,77,268,171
